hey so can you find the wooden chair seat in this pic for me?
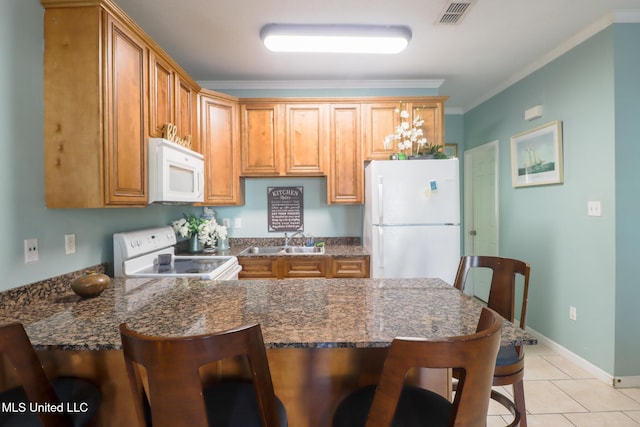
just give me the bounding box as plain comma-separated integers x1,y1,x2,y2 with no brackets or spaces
453,255,531,427
119,322,287,427
0,323,101,427
332,307,503,427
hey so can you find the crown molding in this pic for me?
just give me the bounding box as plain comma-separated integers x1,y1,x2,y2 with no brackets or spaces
464,9,640,112
198,79,444,90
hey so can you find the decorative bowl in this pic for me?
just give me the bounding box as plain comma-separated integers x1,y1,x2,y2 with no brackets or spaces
70,271,110,298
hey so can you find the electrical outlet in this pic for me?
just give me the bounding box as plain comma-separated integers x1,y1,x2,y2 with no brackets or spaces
24,238,39,264
569,305,577,321
65,233,76,255
587,200,602,217
223,218,231,228
233,218,242,228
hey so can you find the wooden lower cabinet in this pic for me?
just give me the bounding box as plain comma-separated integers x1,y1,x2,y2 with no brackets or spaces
238,256,369,279
281,257,327,278
237,257,279,279
329,257,370,278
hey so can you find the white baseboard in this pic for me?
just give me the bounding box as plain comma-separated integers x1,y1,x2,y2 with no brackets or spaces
613,376,640,388
525,327,632,388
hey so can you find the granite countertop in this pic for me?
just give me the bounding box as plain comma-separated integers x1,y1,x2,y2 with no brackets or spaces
0,276,536,351
215,237,369,258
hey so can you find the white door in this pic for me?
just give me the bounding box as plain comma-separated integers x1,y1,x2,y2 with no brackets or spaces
463,141,499,301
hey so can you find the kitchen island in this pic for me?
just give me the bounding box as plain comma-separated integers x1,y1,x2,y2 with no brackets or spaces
0,276,536,426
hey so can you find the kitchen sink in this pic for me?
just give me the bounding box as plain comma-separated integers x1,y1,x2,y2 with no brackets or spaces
239,246,325,256
284,246,325,254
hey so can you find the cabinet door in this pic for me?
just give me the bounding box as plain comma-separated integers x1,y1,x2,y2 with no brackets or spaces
362,102,400,160
329,257,370,278
284,104,327,175
200,92,244,205
328,104,362,204
411,101,444,151
149,51,174,138
240,103,283,176
237,258,279,279
176,74,199,151
281,257,327,278
104,13,147,205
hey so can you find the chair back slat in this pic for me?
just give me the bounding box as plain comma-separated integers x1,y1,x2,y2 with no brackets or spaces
454,256,530,328
119,323,281,427
365,307,503,427
0,322,73,427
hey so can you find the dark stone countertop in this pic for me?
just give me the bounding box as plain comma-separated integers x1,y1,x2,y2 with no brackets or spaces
0,276,536,351
180,237,369,258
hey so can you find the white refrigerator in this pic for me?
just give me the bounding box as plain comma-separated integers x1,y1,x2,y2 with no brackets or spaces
363,159,461,283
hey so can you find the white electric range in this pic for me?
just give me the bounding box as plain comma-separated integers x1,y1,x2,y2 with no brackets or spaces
113,226,241,280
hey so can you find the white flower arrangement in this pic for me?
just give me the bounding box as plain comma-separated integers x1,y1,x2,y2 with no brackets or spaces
171,207,228,247
383,104,428,156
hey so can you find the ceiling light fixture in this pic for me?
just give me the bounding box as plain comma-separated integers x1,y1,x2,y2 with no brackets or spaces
260,24,412,54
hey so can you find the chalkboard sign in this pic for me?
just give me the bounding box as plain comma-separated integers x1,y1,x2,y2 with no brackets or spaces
268,186,304,232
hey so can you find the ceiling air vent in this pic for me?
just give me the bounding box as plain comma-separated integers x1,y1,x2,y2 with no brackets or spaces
436,0,476,25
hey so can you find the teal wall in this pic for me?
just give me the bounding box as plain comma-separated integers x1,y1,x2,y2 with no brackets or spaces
213,178,362,238
613,24,640,377
464,25,639,377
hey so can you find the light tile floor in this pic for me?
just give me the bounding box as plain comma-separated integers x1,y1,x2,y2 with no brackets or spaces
487,343,640,426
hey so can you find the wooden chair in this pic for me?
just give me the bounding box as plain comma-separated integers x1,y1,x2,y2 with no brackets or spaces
119,322,287,427
0,322,101,427
332,307,503,427
453,255,531,427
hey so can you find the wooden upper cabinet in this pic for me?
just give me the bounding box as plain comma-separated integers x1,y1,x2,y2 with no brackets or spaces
200,90,243,206
104,13,148,205
42,0,203,208
149,51,174,138
240,103,283,176
362,102,400,160
176,74,199,152
411,101,445,152
362,97,447,160
284,104,327,175
149,56,199,151
328,104,362,204
43,3,148,207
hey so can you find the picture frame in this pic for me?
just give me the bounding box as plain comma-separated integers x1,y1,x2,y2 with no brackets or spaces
510,120,563,188
444,144,458,158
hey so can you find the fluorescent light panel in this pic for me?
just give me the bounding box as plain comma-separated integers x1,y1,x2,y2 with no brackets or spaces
260,24,412,54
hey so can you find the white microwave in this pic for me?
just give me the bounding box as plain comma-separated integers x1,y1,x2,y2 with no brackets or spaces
148,138,204,204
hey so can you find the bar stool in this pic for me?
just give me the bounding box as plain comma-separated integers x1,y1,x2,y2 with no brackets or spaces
332,307,503,427
454,255,531,427
0,322,101,427
119,322,287,427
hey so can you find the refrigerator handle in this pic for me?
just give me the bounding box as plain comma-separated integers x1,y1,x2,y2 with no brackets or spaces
377,176,384,224
377,226,384,269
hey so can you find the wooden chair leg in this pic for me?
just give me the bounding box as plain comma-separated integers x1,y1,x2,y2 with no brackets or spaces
513,379,527,427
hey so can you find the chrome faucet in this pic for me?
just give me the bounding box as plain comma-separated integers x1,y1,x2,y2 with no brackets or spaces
284,231,305,248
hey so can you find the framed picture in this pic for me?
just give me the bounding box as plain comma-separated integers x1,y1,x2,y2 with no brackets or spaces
510,120,563,187
444,144,458,158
